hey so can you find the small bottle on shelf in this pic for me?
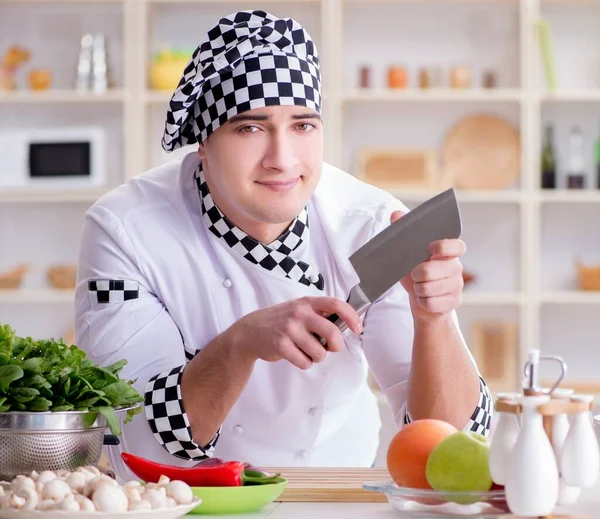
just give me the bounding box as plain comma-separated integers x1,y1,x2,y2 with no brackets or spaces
595,124,600,189
566,126,586,189
541,124,557,189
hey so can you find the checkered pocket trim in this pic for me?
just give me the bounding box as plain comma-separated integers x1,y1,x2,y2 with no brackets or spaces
144,365,221,460
403,376,493,437
88,279,139,304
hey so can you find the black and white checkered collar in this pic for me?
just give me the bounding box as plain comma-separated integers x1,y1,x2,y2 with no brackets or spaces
194,165,324,291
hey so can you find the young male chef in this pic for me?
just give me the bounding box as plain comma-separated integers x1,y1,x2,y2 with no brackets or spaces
74,10,492,480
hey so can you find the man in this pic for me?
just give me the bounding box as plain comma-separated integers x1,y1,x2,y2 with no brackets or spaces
74,10,492,481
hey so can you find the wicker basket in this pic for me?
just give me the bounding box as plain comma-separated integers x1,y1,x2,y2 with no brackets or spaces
578,263,600,291
0,265,27,289
47,265,77,290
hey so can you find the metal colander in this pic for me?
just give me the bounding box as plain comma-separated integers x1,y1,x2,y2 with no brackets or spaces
0,405,138,481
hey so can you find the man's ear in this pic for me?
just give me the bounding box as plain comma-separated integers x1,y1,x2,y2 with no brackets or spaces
198,141,207,160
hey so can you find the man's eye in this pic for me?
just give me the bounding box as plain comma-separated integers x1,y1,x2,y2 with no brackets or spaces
296,123,315,131
238,125,259,133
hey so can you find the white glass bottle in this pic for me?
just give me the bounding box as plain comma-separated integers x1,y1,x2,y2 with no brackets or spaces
561,394,599,488
550,388,580,505
505,394,559,516
489,392,521,486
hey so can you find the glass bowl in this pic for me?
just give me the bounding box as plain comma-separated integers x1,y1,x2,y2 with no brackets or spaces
363,480,509,518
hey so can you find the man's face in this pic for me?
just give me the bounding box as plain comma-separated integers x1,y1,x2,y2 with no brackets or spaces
199,105,323,240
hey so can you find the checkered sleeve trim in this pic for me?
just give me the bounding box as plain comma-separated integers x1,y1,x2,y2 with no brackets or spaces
88,279,139,304
403,376,493,437
144,365,221,460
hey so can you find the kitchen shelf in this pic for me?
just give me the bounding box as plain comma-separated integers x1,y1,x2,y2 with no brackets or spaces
540,292,600,305
0,89,126,104
146,0,320,3
343,89,523,103
344,0,518,3
462,292,524,305
0,289,75,304
390,189,523,204
0,0,124,3
538,190,600,203
540,90,600,103
0,188,110,203
144,91,172,105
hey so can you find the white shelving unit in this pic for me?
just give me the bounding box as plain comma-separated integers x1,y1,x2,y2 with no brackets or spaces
1,0,600,394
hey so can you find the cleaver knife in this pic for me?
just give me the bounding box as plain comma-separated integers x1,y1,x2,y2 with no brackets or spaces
318,187,462,348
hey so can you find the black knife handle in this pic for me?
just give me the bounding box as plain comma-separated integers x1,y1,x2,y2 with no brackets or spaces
314,313,345,349
313,286,371,349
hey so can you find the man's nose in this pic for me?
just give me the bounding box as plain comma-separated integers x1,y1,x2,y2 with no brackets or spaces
262,132,299,172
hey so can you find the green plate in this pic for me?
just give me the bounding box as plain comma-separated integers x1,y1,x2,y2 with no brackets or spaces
189,477,287,515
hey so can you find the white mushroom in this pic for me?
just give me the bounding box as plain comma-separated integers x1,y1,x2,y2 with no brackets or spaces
123,485,142,503
142,487,168,509
91,484,128,513
128,499,152,512
0,486,4,497
56,470,71,478
36,499,58,511
74,494,96,512
166,497,177,508
56,495,80,512
83,474,118,498
41,478,71,502
65,472,87,493
8,493,25,509
165,480,194,505
9,487,39,511
157,475,170,486
11,475,35,493
29,471,39,481
0,494,11,510
85,466,101,476
35,481,44,494
37,471,57,485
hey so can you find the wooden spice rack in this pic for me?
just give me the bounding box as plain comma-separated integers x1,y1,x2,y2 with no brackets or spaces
495,392,594,444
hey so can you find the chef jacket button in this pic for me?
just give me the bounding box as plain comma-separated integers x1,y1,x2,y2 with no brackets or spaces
223,278,233,288
309,273,320,284
234,425,243,434
308,407,318,416
298,450,308,460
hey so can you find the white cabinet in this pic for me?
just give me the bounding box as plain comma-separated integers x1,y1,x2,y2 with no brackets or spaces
1,0,599,395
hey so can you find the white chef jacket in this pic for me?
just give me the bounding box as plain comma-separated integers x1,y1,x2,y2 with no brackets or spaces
74,151,484,482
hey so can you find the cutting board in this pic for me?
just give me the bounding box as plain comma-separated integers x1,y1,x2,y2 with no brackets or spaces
262,467,390,502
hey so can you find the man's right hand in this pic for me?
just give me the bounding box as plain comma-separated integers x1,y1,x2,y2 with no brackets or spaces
228,297,363,370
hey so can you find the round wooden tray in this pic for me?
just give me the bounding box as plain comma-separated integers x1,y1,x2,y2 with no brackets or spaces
441,114,521,190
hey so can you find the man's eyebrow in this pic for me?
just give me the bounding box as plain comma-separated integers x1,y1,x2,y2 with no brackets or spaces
226,112,322,124
227,114,271,124
291,113,322,121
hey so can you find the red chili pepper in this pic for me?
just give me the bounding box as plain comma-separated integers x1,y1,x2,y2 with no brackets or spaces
121,452,245,487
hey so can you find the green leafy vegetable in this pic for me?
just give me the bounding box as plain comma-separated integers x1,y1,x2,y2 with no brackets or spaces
0,323,143,435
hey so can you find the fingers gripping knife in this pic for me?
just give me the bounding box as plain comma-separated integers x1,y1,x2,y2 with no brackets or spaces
317,188,462,348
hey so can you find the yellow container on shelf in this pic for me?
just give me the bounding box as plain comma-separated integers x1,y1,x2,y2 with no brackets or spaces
149,49,191,91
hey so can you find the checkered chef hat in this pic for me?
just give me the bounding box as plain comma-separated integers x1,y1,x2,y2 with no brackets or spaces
161,10,322,152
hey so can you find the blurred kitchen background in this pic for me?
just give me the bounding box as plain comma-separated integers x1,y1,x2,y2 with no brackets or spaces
1,0,599,465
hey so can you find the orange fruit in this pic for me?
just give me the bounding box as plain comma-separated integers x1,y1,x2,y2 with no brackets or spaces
387,419,458,489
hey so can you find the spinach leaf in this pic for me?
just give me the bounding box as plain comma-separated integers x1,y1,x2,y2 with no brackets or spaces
0,323,143,435
0,365,24,391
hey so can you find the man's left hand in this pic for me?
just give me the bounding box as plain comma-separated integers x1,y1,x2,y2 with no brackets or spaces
391,210,466,323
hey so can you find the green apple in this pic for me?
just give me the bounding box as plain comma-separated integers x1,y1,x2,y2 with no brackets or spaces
425,431,493,504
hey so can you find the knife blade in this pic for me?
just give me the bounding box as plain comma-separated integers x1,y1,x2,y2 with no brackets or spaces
318,188,462,347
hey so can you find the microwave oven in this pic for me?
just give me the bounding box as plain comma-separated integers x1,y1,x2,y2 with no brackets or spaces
0,126,106,189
